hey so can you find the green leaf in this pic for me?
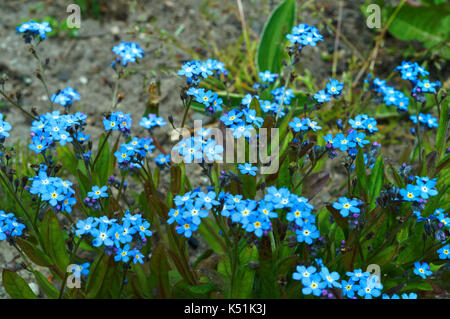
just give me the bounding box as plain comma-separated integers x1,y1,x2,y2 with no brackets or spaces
16,239,53,267
356,149,369,200
197,218,226,255
172,281,217,298
257,0,296,73
436,96,448,159
94,134,111,185
33,271,59,299
387,4,450,58
2,270,38,299
256,236,279,298
47,213,69,272
368,156,384,210
149,244,171,298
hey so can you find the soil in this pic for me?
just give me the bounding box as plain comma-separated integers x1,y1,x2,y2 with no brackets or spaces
0,0,442,298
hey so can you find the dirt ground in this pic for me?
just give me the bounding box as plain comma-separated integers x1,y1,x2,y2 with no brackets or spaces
0,0,435,298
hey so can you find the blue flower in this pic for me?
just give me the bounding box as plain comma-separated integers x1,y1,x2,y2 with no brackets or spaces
350,131,370,148
258,70,278,83
341,280,359,298
399,184,421,202
69,263,90,278
176,218,198,238
75,217,98,236
296,224,319,244
0,113,12,139
346,269,370,282
197,191,220,209
416,79,440,93
112,41,145,66
87,185,108,200
320,267,342,288
91,223,114,247
17,21,52,42
413,262,432,279
401,293,418,299
183,201,209,225
438,245,449,260
332,197,360,218
203,140,224,162
155,153,170,166
326,79,344,96
115,244,132,262
333,133,355,152
313,90,332,103
292,265,317,284
238,163,258,176
132,250,145,264
415,178,438,199
289,117,308,132
357,276,383,299
244,214,270,237
302,274,326,296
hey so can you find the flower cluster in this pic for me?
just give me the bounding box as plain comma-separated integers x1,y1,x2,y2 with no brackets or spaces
139,114,167,131
187,88,223,114
348,114,379,134
16,20,52,43
75,213,151,264
0,211,26,240
382,293,418,299
114,136,155,170
286,23,323,49
173,129,223,163
103,111,133,137
394,61,441,94
178,59,227,85
68,263,90,278
372,77,410,112
51,87,80,108
220,107,262,139
399,176,438,202
112,41,145,66
313,78,344,103
0,113,12,141
293,263,384,299
169,189,217,238
410,113,438,129
83,185,109,211
289,117,322,133
29,111,88,153
271,86,296,106
29,166,77,213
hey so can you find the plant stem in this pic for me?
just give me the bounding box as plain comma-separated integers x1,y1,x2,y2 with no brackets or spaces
0,89,37,120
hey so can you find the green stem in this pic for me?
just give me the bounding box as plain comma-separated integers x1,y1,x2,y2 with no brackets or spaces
58,237,83,299
0,89,37,120
92,130,112,168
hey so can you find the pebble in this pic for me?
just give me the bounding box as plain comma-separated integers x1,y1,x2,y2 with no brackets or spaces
28,283,40,296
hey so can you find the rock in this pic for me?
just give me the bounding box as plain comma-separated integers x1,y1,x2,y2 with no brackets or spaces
28,282,40,296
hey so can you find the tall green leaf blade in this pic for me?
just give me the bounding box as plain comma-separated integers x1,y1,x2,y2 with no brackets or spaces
368,156,384,210
257,0,295,73
436,97,448,159
387,4,450,58
2,270,38,299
